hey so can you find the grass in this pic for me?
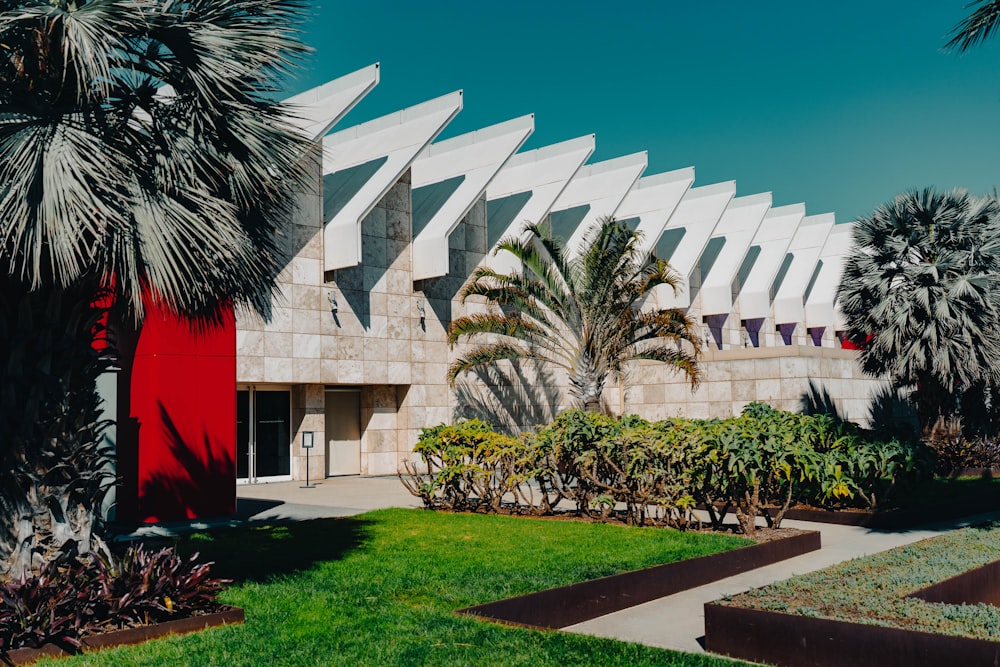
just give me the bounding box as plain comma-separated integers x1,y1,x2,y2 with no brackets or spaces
43,509,754,666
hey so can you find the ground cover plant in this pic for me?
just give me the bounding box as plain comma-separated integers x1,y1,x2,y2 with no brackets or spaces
34,509,752,666
720,519,1000,640
401,404,932,535
0,544,229,654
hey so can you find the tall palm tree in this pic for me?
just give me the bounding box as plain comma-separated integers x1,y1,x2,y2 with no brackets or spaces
0,0,311,578
838,188,1000,429
946,0,1000,52
448,218,702,412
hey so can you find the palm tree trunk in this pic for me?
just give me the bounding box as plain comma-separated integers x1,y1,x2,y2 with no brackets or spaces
0,277,114,579
570,353,607,413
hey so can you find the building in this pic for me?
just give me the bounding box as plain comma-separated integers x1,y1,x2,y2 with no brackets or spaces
114,65,887,522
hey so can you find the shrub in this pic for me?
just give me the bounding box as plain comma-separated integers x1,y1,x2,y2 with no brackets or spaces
0,545,228,652
531,410,624,514
399,404,934,534
399,420,524,511
579,423,699,527
924,417,1000,475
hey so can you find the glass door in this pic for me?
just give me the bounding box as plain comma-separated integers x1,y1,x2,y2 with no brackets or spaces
237,387,292,483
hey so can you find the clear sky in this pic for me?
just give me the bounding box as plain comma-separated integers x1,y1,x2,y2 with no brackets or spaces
292,1,1000,223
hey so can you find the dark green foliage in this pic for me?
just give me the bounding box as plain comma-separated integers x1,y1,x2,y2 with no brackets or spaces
0,275,114,580
400,420,525,512
924,418,1000,475
838,188,1000,430
0,0,310,577
946,0,1000,53
0,545,228,653
400,404,932,534
581,421,700,527
533,410,625,514
0,0,311,318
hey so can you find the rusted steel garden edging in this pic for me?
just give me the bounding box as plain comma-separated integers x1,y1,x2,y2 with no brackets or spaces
2,606,244,666
705,558,1000,667
703,602,1000,667
909,557,1000,606
457,530,820,630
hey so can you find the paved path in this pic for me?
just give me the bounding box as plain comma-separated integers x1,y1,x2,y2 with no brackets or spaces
564,511,1000,653
235,476,421,520
218,477,995,657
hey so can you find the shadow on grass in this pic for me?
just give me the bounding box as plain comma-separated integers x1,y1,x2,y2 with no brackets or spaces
173,516,374,584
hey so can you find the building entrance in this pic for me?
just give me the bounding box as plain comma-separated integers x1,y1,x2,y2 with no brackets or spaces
326,388,361,476
237,387,292,483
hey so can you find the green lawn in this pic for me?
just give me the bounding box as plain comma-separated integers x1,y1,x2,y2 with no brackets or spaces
44,509,753,666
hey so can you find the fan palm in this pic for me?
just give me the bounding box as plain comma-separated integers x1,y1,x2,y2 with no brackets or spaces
838,188,1000,428
0,0,311,578
448,218,702,413
946,0,1000,52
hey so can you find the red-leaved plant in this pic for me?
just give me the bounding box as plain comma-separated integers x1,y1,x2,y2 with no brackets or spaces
0,544,230,653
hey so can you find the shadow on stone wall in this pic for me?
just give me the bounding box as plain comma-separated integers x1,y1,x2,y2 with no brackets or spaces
800,379,843,420
453,360,561,435
867,385,918,440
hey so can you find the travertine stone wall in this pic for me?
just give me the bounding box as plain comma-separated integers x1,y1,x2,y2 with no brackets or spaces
236,162,423,476
623,346,889,426
237,162,884,481
290,384,324,480
407,197,492,463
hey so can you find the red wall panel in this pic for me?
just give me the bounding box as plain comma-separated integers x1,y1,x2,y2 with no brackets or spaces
117,306,236,523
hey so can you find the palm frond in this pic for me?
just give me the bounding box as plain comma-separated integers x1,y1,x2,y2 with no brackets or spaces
447,342,554,385
0,0,312,323
450,217,702,407
946,0,1000,52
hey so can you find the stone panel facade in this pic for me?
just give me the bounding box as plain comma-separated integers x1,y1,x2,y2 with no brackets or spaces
236,165,885,481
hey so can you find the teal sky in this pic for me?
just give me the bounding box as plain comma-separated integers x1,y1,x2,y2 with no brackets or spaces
293,1,1000,223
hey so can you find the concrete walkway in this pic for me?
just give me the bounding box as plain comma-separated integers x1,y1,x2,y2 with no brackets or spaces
564,512,1000,653
235,476,421,521
232,477,994,657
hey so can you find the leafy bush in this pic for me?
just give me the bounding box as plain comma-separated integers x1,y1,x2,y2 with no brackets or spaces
0,545,228,652
924,417,1000,475
400,404,933,534
399,420,525,511
580,423,699,526
531,410,624,514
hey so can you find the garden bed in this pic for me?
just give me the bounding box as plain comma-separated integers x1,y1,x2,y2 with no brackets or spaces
2,606,244,666
758,475,1000,529
457,528,820,629
704,520,1000,666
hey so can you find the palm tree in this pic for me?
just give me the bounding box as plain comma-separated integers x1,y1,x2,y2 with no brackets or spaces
0,0,311,578
946,0,1000,52
838,188,1000,429
448,218,702,413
